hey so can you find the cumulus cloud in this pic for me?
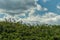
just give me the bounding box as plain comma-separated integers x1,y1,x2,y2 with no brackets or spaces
0,0,47,16
18,12,60,24
0,0,42,22
0,0,37,15
57,3,60,9
36,4,42,10
0,0,60,24
43,8,48,11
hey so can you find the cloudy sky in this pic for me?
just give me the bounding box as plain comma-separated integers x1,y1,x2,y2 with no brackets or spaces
0,0,60,24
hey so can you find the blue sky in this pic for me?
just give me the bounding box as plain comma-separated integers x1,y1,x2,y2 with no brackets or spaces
37,0,60,15
0,0,60,24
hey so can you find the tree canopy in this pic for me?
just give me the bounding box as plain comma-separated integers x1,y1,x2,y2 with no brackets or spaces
0,21,60,40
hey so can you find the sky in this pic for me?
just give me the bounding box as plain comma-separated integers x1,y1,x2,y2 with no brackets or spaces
0,0,60,24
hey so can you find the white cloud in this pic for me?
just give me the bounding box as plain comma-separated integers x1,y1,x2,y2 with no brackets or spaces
43,0,50,3
17,12,60,24
36,4,42,10
43,8,48,11
0,0,60,24
0,11,60,24
0,0,47,16
0,0,37,15
43,0,48,3
0,9,6,13
0,18,5,21
35,0,48,11
57,5,60,9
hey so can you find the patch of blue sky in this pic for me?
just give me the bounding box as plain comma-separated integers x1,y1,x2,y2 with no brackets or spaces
0,13,5,18
33,10,47,16
37,0,60,15
18,15,26,18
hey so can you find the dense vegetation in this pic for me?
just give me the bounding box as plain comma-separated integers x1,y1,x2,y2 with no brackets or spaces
0,21,60,40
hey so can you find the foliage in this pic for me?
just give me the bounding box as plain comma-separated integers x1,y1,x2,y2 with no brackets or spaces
0,21,60,40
